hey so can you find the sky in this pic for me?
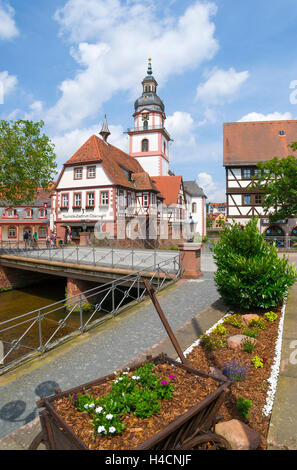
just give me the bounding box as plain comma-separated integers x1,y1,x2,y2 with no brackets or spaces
1,0,297,201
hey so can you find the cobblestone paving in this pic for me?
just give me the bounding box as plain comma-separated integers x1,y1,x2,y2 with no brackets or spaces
0,254,218,439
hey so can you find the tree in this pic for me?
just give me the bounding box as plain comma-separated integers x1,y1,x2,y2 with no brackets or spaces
0,120,57,205
252,145,297,222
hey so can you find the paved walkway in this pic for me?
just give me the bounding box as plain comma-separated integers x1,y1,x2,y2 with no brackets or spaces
0,254,219,447
267,282,297,450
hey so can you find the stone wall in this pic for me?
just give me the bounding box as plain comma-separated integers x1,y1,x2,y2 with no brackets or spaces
0,265,51,292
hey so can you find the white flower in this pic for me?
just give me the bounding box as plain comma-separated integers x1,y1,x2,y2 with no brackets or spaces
95,406,103,414
109,426,116,434
126,368,130,371
97,425,106,433
114,379,118,384
118,377,123,381
113,371,117,375
89,403,95,408
123,372,128,375
84,404,89,409
106,414,113,420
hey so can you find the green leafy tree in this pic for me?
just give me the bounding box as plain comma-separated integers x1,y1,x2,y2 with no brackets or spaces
252,145,297,222
0,120,57,205
211,217,296,309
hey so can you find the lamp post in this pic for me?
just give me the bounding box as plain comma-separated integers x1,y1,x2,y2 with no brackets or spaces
185,215,197,242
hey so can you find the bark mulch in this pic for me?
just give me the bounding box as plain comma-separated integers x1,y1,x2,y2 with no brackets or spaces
53,363,218,450
52,306,282,450
186,305,283,450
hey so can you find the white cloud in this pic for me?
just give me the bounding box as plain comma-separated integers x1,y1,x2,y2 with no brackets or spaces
238,111,293,122
51,122,128,167
46,0,219,131
0,2,19,40
197,172,225,202
166,111,196,146
0,70,17,100
196,67,249,105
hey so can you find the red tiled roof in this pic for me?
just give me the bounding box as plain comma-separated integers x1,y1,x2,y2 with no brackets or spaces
64,135,149,190
223,120,297,165
151,176,183,205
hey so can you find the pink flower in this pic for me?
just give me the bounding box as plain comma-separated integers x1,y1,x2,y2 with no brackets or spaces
160,380,168,386
168,375,176,381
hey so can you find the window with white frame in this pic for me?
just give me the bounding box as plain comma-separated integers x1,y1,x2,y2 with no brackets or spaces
143,194,149,206
87,192,95,207
6,208,14,217
74,193,81,207
62,194,69,208
74,167,82,179
8,226,16,238
87,166,96,178
39,227,47,238
101,191,109,205
39,208,46,218
25,208,32,218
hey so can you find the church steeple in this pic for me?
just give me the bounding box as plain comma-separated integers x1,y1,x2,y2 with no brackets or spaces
99,114,110,142
142,57,158,95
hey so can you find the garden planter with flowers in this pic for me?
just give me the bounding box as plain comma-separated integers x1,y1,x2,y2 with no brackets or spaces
29,353,232,450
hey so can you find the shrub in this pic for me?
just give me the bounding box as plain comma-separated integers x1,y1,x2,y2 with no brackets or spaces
211,217,296,309
242,327,259,339
236,397,253,419
222,360,248,382
251,355,264,369
212,324,227,336
200,331,227,350
249,318,266,330
264,311,278,322
242,339,255,354
224,314,243,328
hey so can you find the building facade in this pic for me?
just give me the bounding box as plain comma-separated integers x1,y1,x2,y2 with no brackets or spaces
223,120,297,245
184,181,207,239
0,188,51,245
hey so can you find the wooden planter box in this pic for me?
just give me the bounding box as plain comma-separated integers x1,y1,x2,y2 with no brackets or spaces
29,353,232,450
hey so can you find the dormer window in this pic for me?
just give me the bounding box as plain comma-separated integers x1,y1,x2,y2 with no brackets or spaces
25,208,33,218
279,130,285,136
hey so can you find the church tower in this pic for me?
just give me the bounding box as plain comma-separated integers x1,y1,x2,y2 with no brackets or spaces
127,58,171,176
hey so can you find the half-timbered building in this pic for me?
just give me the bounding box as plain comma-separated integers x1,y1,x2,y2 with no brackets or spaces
224,120,297,242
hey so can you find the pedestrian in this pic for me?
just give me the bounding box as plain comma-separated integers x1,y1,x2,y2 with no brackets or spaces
28,231,32,247
46,235,50,248
23,230,29,249
32,230,38,248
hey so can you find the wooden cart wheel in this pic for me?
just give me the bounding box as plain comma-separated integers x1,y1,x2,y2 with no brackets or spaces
28,431,45,450
180,432,231,450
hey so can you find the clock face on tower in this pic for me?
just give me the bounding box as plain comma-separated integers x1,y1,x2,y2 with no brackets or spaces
142,113,149,121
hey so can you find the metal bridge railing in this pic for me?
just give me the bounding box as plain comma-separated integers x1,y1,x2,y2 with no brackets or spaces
0,254,182,374
0,243,178,272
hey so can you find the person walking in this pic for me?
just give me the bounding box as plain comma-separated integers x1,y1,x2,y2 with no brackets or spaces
32,230,38,248
23,230,29,249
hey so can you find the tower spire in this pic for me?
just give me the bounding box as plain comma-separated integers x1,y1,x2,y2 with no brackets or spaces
147,57,152,76
100,114,110,142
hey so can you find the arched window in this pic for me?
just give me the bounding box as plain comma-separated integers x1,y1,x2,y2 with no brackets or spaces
39,227,47,239
8,226,16,238
141,139,149,152
192,202,197,213
143,120,148,130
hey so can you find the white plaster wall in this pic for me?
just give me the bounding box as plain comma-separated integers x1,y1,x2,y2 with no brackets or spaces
136,156,160,176
57,187,114,221
56,164,112,189
132,133,159,153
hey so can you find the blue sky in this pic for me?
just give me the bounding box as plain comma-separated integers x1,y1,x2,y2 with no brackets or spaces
1,0,297,201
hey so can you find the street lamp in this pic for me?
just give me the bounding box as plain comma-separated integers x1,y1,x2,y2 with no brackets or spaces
185,215,197,242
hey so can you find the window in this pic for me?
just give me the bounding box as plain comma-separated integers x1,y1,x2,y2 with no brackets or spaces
87,192,95,207
255,194,262,205
74,193,81,207
24,208,32,218
253,168,262,179
242,168,252,179
127,192,132,207
6,208,14,217
143,194,149,207
143,120,148,130
8,226,16,238
192,202,197,213
39,227,47,239
141,139,149,152
87,166,96,178
279,130,285,136
39,208,46,218
119,190,125,207
101,191,109,205
62,193,69,208
243,195,251,205
74,167,82,180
